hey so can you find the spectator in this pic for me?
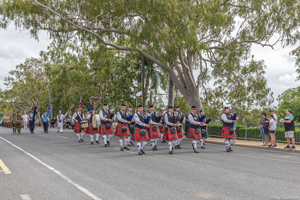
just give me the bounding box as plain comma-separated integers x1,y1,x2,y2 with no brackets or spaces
269,109,277,146
0,119,3,127
258,113,266,145
268,114,276,148
260,112,269,146
185,112,190,136
279,109,296,149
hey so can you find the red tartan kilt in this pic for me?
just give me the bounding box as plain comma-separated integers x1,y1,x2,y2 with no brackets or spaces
159,125,166,134
221,126,236,138
163,126,178,141
132,127,149,141
115,123,130,137
99,124,114,135
148,125,161,138
177,127,184,138
187,128,202,140
74,123,85,133
85,123,98,135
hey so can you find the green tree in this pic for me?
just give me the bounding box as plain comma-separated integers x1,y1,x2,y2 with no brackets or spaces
277,87,300,122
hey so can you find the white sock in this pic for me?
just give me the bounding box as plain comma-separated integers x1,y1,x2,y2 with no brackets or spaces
178,138,182,145
229,139,235,146
193,141,197,150
155,138,158,145
151,139,155,147
81,132,84,139
128,136,131,141
225,141,230,149
90,135,94,142
142,141,147,149
124,138,128,147
161,134,164,140
119,139,123,147
172,141,175,146
200,139,204,147
137,142,141,152
77,133,80,141
168,142,173,151
96,133,100,141
103,135,107,144
107,134,113,141
175,140,178,146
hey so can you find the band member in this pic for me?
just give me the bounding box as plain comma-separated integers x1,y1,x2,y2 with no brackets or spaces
164,105,179,154
14,111,23,134
199,110,211,149
187,106,202,153
132,105,150,155
174,106,185,149
115,104,131,151
85,108,98,145
149,104,161,151
22,112,28,129
41,109,52,133
221,107,237,152
10,111,17,134
72,107,86,143
126,106,135,147
57,110,70,133
160,110,166,143
99,103,115,147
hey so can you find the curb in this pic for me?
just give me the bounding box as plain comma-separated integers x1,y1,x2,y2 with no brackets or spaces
183,137,300,154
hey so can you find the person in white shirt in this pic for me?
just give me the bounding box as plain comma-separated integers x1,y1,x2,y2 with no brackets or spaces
22,112,28,128
99,103,115,147
187,106,202,153
57,110,70,133
72,107,86,143
221,107,238,152
132,105,150,155
163,105,179,154
115,104,131,151
269,109,277,147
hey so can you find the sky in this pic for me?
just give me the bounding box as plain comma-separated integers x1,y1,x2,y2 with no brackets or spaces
0,24,299,106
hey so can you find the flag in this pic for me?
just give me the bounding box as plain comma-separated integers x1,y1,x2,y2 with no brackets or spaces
47,103,51,112
79,97,82,108
33,103,38,122
68,104,74,112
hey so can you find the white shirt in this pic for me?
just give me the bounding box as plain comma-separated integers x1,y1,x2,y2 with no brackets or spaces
133,112,146,127
273,113,277,122
164,112,174,126
99,109,109,121
22,115,28,121
221,113,233,123
117,111,127,123
57,111,69,122
72,112,85,121
188,113,201,125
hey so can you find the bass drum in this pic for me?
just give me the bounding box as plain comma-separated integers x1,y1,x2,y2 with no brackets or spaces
92,114,101,128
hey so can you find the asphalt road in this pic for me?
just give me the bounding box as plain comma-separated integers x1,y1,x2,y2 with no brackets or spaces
1,127,300,200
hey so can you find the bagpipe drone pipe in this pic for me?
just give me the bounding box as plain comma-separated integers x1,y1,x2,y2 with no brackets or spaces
127,114,134,121
145,115,151,124
232,113,237,120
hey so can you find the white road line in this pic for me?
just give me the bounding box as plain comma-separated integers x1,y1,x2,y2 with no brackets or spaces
4,170,12,175
0,137,101,200
20,194,32,200
57,136,68,139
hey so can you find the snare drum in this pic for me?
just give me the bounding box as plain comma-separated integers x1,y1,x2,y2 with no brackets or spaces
80,121,89,129
92,114,101,128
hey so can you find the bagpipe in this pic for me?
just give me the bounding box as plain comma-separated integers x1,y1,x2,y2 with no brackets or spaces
127,114,134,131
199,114,212,124
232,113,237,120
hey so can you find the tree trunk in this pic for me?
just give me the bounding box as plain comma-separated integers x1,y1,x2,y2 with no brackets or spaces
168,74,174,106
141,54,145,108
149,90,153,104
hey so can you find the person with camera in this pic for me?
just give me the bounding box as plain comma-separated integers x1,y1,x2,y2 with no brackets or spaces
164,105,179,154
279,109,296,149
132,105,150,155
221,107,237,152
259,112,270,146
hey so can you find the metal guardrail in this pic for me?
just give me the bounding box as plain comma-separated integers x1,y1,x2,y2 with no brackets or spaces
206,122,300,144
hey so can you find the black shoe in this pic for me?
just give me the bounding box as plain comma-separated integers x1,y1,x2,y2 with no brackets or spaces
107,141,110,146
130,141,134,146
269,144,272,148
178,144,181,149
105,144,108,147
229,147,233,151
203,143,205,146
192,144,195,150
161,140,166,143
91,142,94,145
201,146,205,149
124,146,130,150
284,145,290,149
138,151,143,155
127,144,132,147
152,147,156,151
155,145,158,150
175,145,178,149
141,149,146,154
275,144,277,147
57,131,59,133
78,140,81,143
292,146,296,149
96,141,99,144
169,151,173,154
81,139,84,142
226,149,231,152
194,150,199,153
120,147,124,151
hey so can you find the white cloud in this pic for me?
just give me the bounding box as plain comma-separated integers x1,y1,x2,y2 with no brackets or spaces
278,73,299,90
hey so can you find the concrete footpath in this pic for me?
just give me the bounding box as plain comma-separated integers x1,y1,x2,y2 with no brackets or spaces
202,137,300,154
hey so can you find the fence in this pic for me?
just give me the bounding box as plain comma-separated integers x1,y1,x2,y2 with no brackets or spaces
207,122,300,144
